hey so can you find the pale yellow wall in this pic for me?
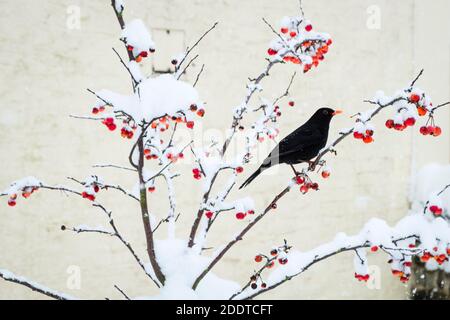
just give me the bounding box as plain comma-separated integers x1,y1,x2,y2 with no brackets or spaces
0,0,449,299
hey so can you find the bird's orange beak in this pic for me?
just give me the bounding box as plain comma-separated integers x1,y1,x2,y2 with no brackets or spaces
332,109,343,116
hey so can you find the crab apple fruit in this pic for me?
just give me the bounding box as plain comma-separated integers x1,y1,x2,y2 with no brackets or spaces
404,261,412,267
140,51,148,58
108,123,117,131
429,205,443,216
247,210,255,215
300,185,309,194
288,101,295,107
278,258,288,265
270,249,278,256
427,126,435,135
280,27,288,34
391,270,403,277
261,283,267,289
370,246,378,252
404,117,416,127
420,126,429,135
93,185,100,193
433,126,442,137
254,255,263,263
321,170,330,179
186,121,195,129
394,123,405,131
7,199,16,207
267,261,275,269
295,176,305,185
236,212,246,220
92,107,99,114
22,191,31,198
305,24,313,32
148,186,156,193
311,182,319,191
205,211,214,219
235,166,244,174
417,106,427,116
135,55,143,63
353,131,364,139
289,31,297,37
127,45,134,52
363,135,373,144
196,109,205,117
251,283,258,290
267,48,277,56
385,119,394,129
193,174,201,180
365,129,374,137
410,94,420,103
189,104,198,112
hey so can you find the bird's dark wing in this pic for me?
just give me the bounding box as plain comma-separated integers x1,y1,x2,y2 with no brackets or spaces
265,126,326,163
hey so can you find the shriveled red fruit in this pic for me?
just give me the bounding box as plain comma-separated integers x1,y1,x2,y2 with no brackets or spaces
140,51,148,58
385,119,394,129
353,132,364,139
127,45,134,51
235,166,244,174
171,59,178,65
288,101,295,107
278,258,288,265
267,48,278,56
255,255,263,263
93,185,100,193
261,283,267,289
190,104,198,112
247,210,255,215
267,261,275,269
192,168,200,175
236,212,246,220
280,27,288,34
392,270,403,277
205,211,214,219
365,129,374,137
92,107,99,114
148,186,156,193
251,283,258,290
410,94,420,103
400,276,410,283
270,249,278,256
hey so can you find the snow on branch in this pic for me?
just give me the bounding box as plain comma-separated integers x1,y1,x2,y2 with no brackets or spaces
0,269,76,300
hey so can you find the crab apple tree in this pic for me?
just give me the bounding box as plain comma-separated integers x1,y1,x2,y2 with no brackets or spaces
1,1,449,300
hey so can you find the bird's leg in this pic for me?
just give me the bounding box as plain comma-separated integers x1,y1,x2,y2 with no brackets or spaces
290,164,300,177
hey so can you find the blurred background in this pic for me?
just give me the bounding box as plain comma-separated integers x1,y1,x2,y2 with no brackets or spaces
0,0,449,299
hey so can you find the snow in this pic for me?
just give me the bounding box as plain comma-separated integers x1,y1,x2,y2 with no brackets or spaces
114,0,125,13
2,176,41,196
96,74,201,124
121,19,155,52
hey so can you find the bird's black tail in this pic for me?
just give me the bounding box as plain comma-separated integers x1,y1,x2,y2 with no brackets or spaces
239,165,266,189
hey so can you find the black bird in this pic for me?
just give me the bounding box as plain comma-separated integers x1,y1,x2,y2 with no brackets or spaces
239,107,341,189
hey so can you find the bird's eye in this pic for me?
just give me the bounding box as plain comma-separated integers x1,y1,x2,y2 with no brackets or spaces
322,110,328,115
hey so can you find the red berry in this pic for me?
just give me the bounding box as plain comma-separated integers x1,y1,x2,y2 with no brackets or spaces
278,258,288,265
365,129,374,137
190,104,198,112
92,107,99,114
7,199,16,207
280,27,288,34
429,205,443,216
321,171,330,179
326,39,333,46
363,135,373,144
236,212,246,220
270,249,278,256
288,101,295,107
205,211,214,219
108,123,117,131
404,261,412,267
311,183,319,191
194,174,201,180
267,48,278,56
127,45,134,51
404,117,416,127
400,276,409,283
289,31,297,37
417,106,427,116
433,126,442,137
186,121,195,129
410,94,420,103
266,261,275,269
305,24,312,32
148,186,156,193
370,246,378,252
261,283,267,289
427,126,435,135
140,51,148,58
420,126,429,135
251,283,258,290
385,119,394,129
93,185,100,193
171,59,178,65
196,109,205,117
295,176,305,185
353,132,364,139
300,185,309,194
255,255,263,263
394,123,405,131
235,166,244,174
247,210,255,215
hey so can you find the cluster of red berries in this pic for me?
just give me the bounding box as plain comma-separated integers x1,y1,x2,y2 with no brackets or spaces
192,168,202,180
354,273,370,282
92,105,106,115
385,116,416,132
428,204,443,216
7,186,39,207
235,209,255,220
127,45,155,63
419,115,442,137
102,117,117,131
294,174,319,194
165,151,184,163
353,123,374,144
419,246,450,265
121,125,135,139
250,241,292,290
81,183,100,202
